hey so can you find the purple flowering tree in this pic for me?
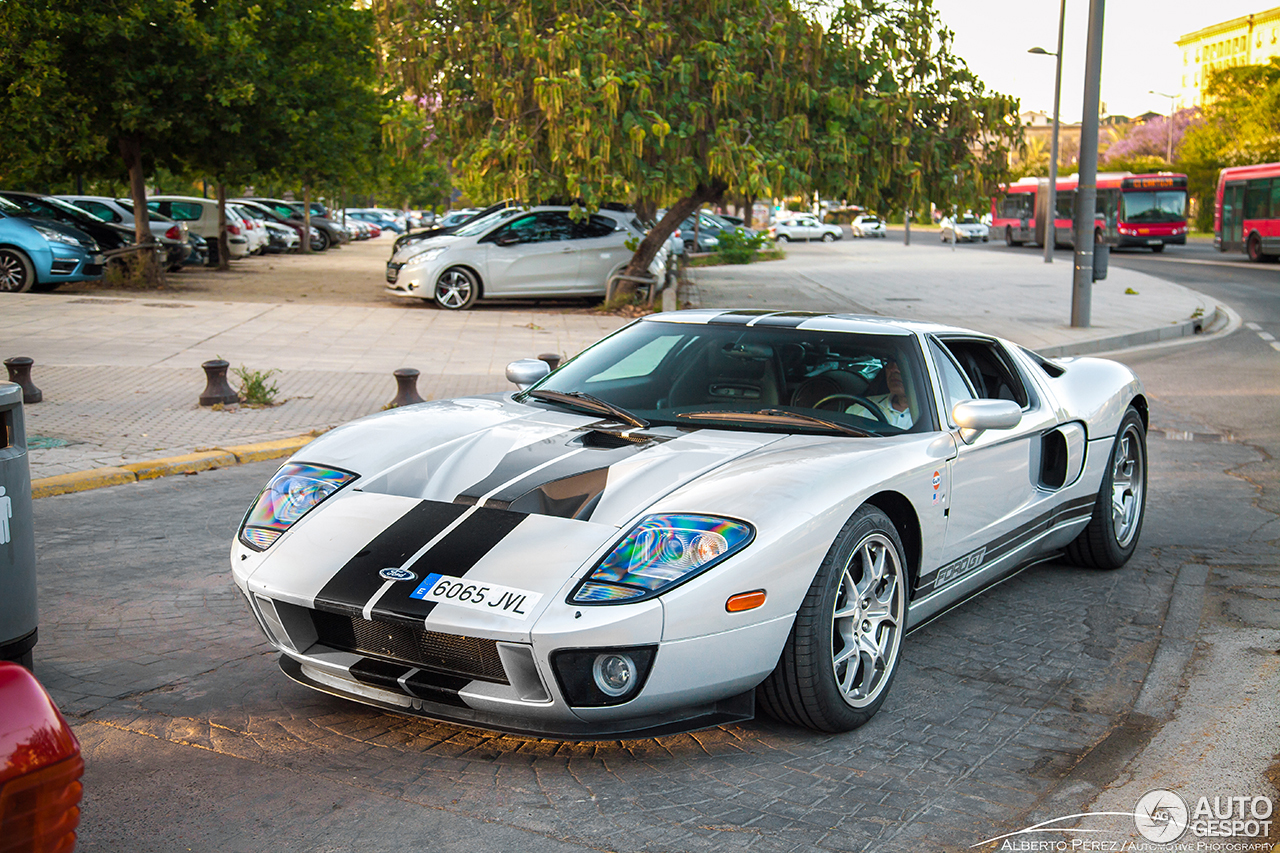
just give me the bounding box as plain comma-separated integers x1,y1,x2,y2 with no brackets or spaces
1102,108,1202,166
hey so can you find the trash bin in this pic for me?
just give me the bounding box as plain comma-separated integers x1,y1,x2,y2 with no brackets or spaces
0,382,37,669
1092,240,1109,282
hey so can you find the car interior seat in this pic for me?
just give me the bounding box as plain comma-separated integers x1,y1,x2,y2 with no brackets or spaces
666,342,783,408
790,370,871,409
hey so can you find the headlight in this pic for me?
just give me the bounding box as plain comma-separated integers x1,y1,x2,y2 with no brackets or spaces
239,462,357,551
32,224,87,248
569,514,754,604
404,246,446,265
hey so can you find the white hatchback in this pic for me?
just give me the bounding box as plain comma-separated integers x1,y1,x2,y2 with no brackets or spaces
385,206,665,310
770,215,843,242
147,196,251,260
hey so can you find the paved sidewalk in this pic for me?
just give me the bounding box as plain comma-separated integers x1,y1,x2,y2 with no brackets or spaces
2,238,1228,486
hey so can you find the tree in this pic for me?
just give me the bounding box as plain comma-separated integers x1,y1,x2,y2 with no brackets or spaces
372,0,1018,296
1180,59,1280,230
0,0,262,280
1102,109,1202,168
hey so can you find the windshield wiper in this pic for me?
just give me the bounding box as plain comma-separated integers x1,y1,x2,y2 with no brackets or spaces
677,408,873,437
527,389,649,430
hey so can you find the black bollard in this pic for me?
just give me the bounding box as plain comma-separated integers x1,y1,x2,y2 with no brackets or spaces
198,359,240,406
537,353,562,372
388,368,425,408
3,357,42,404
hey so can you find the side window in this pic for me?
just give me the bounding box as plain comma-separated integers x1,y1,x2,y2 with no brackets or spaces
936,338,1030,407
79,201,121,222
929,340,976,422
572,215,617,240
170,202,203,221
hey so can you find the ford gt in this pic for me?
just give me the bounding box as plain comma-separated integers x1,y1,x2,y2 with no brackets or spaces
231,310,1147,738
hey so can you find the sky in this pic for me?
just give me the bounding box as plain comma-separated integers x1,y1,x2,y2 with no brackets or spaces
930,0,1272,121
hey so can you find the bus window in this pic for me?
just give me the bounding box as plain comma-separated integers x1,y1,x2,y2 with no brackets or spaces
1244,179,1272,220
1055,190,1075,219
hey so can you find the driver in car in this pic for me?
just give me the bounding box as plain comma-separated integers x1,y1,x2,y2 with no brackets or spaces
846,359,914,428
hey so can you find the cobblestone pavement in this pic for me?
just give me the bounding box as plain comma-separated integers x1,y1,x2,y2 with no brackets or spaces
30,425,1273,853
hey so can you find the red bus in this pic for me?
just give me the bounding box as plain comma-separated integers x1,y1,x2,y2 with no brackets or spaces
992,172,1189,252
1215,162,1280,262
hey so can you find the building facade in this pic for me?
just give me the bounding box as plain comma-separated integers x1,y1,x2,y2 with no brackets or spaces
1176,6,1280,107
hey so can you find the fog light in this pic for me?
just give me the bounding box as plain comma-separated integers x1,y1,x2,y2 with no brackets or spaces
593,653,636,697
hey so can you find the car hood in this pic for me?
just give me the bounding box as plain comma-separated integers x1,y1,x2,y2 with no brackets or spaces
239,396,791,632
392,234,467,263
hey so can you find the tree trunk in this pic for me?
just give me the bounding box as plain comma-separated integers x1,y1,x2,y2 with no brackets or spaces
117,133,163,286
301,185,313,254
616,180,726,300
216,183,231,270
742,195,756,229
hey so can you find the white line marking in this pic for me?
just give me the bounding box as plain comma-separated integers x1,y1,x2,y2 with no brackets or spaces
1258,332,1275,341
1245,322,1262,330
1271,341,1280,352
362,579,397,621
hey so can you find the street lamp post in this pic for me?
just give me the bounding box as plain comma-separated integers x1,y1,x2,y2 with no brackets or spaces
1029,0,1066,265
1149,89,1176,163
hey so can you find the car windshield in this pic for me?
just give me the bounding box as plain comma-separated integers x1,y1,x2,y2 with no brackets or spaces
521,319,933,436
453,206,522,237
956,214,980,224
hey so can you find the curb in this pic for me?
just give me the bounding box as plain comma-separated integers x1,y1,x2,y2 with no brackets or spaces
31,435,314,499
1037,305,1234,358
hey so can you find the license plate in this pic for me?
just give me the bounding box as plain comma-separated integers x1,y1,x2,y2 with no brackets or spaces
92,254,105,264
409,573,543,619
1147,239,1160,245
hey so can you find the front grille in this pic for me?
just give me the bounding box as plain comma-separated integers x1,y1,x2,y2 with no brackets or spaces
311,610,508,684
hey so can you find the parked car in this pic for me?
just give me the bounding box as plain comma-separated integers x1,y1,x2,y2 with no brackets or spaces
227,203,269,255
851,215,887,238
385,205,666,310
230,310,1148,738
231,199,308,248
239,198,346,251
940,213,990,243
236,204,299,253
770,215,844,242
0,191,148,267
344,208,404,234
57,195,192,270
0,662,84,849
147,196,251,263
0,195,103,292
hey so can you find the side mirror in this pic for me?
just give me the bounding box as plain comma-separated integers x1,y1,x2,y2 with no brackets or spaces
506,358,551,390
952,399,1022,444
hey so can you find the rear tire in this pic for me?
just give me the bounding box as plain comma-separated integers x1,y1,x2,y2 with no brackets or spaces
777,234,790,242
1005,226,1023,247
0,248,36,293
757,505,907,732
1247,233,1264,263
311,229,330,252
1065,407,1147,569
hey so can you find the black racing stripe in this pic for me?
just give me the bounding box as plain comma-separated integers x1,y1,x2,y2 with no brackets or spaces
370,506,530,623
314,500,468,618
403,670,472,706
919,495,1101,595
348,657,413,688
346,659,471,708
505,467,609,519
749,311,824,328
708,309,776,325
457,430,659,510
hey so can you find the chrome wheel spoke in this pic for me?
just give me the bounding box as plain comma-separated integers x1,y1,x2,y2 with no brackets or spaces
831,531,904,709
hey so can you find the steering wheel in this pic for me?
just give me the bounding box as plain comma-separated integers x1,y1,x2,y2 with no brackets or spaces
812,393,890,425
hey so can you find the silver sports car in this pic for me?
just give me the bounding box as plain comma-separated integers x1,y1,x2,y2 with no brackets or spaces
231,310,1147,738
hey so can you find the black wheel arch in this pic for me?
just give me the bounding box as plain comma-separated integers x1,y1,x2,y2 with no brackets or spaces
864,490,921,596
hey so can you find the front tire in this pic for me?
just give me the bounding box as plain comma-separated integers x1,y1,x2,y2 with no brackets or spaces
1006,226,1023,247
311,229,330,252
822,232,835,242
0,248,36,293
433,266,479,310
1065,406,1147,569
758,505,907,732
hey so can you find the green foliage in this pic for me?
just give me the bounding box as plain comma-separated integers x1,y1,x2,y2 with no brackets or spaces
370,0,1019,289
233,365,280,406
715,229,769,264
